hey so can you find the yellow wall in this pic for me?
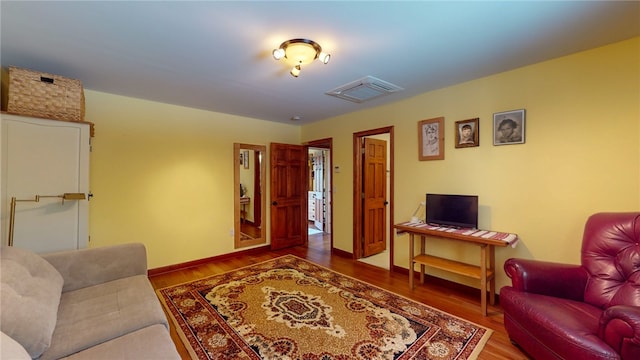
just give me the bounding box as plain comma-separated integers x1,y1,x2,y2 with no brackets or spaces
85,91,300,268
81,38,638,291
301,37,639,290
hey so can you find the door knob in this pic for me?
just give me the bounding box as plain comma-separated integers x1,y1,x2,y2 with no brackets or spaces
272,201,278,206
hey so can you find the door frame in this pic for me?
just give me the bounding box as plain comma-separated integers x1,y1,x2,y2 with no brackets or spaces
353,127,394,265
305,138,334,253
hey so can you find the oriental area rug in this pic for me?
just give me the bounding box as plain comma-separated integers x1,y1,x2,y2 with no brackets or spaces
156,255,492,360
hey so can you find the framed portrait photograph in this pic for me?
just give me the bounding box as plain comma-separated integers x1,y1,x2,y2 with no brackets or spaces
418,117,444,160
493,109,525,145
455,118,479,148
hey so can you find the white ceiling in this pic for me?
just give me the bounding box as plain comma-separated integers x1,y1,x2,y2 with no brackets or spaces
2,1,639,125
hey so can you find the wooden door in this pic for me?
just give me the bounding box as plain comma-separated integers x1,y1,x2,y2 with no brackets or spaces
362,137,387,257
1,114,90,253
270,143,307,250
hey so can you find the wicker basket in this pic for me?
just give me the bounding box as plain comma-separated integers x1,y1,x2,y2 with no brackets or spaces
6,66,85,122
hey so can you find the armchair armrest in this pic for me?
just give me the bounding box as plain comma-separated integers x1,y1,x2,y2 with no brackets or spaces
41,243,148,292
600,305,640,360
504,258,588,301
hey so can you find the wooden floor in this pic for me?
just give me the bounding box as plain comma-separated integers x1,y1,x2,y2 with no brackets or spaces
240,221,261,238
149,232,529,359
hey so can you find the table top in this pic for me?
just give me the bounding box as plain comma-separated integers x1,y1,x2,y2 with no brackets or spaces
395,221,519,247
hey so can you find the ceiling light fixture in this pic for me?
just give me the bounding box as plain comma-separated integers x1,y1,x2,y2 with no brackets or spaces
273,38,330,78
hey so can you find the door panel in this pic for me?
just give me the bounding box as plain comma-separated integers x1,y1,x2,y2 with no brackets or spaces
1,115,90,253
270,143,307,250
362,137,387,257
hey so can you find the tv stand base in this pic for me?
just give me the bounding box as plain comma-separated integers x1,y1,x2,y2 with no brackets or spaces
395,221,517,316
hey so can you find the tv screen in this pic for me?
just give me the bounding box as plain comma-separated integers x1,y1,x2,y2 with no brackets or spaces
426,194,478,229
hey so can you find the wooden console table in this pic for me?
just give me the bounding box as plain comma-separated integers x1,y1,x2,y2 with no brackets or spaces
394,221,518,316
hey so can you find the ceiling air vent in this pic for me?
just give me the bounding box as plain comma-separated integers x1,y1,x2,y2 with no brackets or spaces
325,76,404,103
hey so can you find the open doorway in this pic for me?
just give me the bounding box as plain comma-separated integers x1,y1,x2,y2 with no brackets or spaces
353,127,394,270
306,138,333,253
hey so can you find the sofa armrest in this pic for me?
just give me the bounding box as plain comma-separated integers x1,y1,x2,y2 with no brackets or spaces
41,243,148,292
599,305,640,360
503,258,588,301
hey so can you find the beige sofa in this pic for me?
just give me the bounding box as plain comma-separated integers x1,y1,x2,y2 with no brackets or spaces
1,243,180,359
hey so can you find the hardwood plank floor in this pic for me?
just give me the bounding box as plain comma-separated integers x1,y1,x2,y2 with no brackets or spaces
149,233,529,359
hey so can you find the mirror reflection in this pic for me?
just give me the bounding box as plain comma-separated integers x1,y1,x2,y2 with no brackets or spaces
234,143,266,248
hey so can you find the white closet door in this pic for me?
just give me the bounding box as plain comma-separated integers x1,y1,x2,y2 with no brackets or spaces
1,114,90,253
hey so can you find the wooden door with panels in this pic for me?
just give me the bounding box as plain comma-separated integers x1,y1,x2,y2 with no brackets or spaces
1,114,90,253
362,137,387,257
270,142,308,250
353,126,394,262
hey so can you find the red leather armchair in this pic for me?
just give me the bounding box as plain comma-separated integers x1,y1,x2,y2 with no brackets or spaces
500,212,640,360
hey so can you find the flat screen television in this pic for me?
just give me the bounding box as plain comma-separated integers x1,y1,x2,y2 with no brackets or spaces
426,194,478,229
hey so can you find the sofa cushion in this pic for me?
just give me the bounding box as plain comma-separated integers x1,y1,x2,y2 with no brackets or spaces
39,275,169,360
57,324,180,360
0,246,64,358
501,286,618,359
1,331,31,360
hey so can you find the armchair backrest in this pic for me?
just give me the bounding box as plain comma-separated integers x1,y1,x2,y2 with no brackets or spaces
581,212,640,309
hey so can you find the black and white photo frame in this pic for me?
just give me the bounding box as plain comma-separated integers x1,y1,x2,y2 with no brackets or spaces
493,109,525,145
418,117,445,160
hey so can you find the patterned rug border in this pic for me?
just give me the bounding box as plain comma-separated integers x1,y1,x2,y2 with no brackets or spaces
156,254,493,359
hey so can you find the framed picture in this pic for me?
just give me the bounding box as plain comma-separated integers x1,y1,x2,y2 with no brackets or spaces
455,118,479,148
493,109,525,145
242,150,250,169
418,117,444,160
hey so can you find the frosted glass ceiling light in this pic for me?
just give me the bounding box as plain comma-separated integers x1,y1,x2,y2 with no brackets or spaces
272,38,330,78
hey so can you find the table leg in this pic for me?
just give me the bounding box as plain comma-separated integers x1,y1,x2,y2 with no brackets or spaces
489,245,496,306
409,233,415,290
480,244,488,316
420,236,425,284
